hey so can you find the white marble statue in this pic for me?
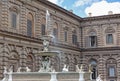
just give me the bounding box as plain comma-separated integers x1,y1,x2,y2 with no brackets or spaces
9,66,13,73
1,66,7,81
76,65,80,72
89,64,92,72
17,67,21,72
62,64,69,72
96,75,103,81
43,40,49,52
3,67,7,74
26,67,31,72
79,64,83,72
39,58,52,72
2,67,7,81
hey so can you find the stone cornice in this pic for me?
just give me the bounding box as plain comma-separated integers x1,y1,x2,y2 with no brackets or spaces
81,22,120,27
83,14,120,21
0,30,80,52
81,47,120,52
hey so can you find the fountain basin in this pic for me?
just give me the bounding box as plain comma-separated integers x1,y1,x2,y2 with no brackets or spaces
3,72,93,81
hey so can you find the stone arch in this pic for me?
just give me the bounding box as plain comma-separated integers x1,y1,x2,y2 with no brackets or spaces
87,29,97,36
65,56,69,65
53,56,60,71
8,50,20,72
106,58,117,64
26,54,35,72
73,57,78,71
9,6,19,13
41,18,46,24
89,58,98,79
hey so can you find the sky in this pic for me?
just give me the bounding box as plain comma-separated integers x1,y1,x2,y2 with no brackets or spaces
47,0,120,18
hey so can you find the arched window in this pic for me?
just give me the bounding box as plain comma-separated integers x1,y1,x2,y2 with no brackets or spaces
72,29,77,45
53,56,60,71
41,18,46,36
11,12,17,28
53,23,58,39
26,54,34,72
27,13,34,37
8,51,20,72
63,27,69,42
9,6,19,29
89,59,97,79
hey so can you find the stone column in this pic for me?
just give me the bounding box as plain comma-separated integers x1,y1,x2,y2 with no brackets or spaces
34,49,40,71
98,56,105,80
20,47,27,72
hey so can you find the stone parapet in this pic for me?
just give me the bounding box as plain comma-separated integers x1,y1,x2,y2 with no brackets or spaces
2,72,93,81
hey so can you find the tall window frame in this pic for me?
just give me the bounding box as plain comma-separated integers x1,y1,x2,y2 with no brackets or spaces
11,12,17,28
27,12,34,37
86,30,97,48
26,54,35,72
41,24,45,35
105,27,115,45
10,6,19,29
89,35,97,47
53,23,58,39
41,18,46,36
106,58,117,79
64,31,67,42
72,34,77,45
72,29,77,45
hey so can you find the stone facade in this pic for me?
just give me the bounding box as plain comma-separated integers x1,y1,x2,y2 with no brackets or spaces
0,0,120,81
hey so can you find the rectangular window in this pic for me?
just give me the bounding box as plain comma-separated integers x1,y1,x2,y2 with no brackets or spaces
11,13,17,28
110,80,114,81
53,28,58,38
109,67,115,77
27,20,32,36
41,24,45,35
89,36,97,47
64,31,67,42
72,34,77,45
106,34,113,44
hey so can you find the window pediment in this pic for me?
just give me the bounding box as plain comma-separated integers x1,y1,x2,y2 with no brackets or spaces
105,27,115,33
9,6,19,13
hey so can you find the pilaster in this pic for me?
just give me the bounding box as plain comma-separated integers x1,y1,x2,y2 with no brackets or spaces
20,47,27,72
19,4,27,35
1,0,9,30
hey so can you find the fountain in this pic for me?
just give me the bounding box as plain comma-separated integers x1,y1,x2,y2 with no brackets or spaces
1,10,95,81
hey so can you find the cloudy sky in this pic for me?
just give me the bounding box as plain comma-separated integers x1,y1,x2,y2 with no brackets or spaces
47,0,120,17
